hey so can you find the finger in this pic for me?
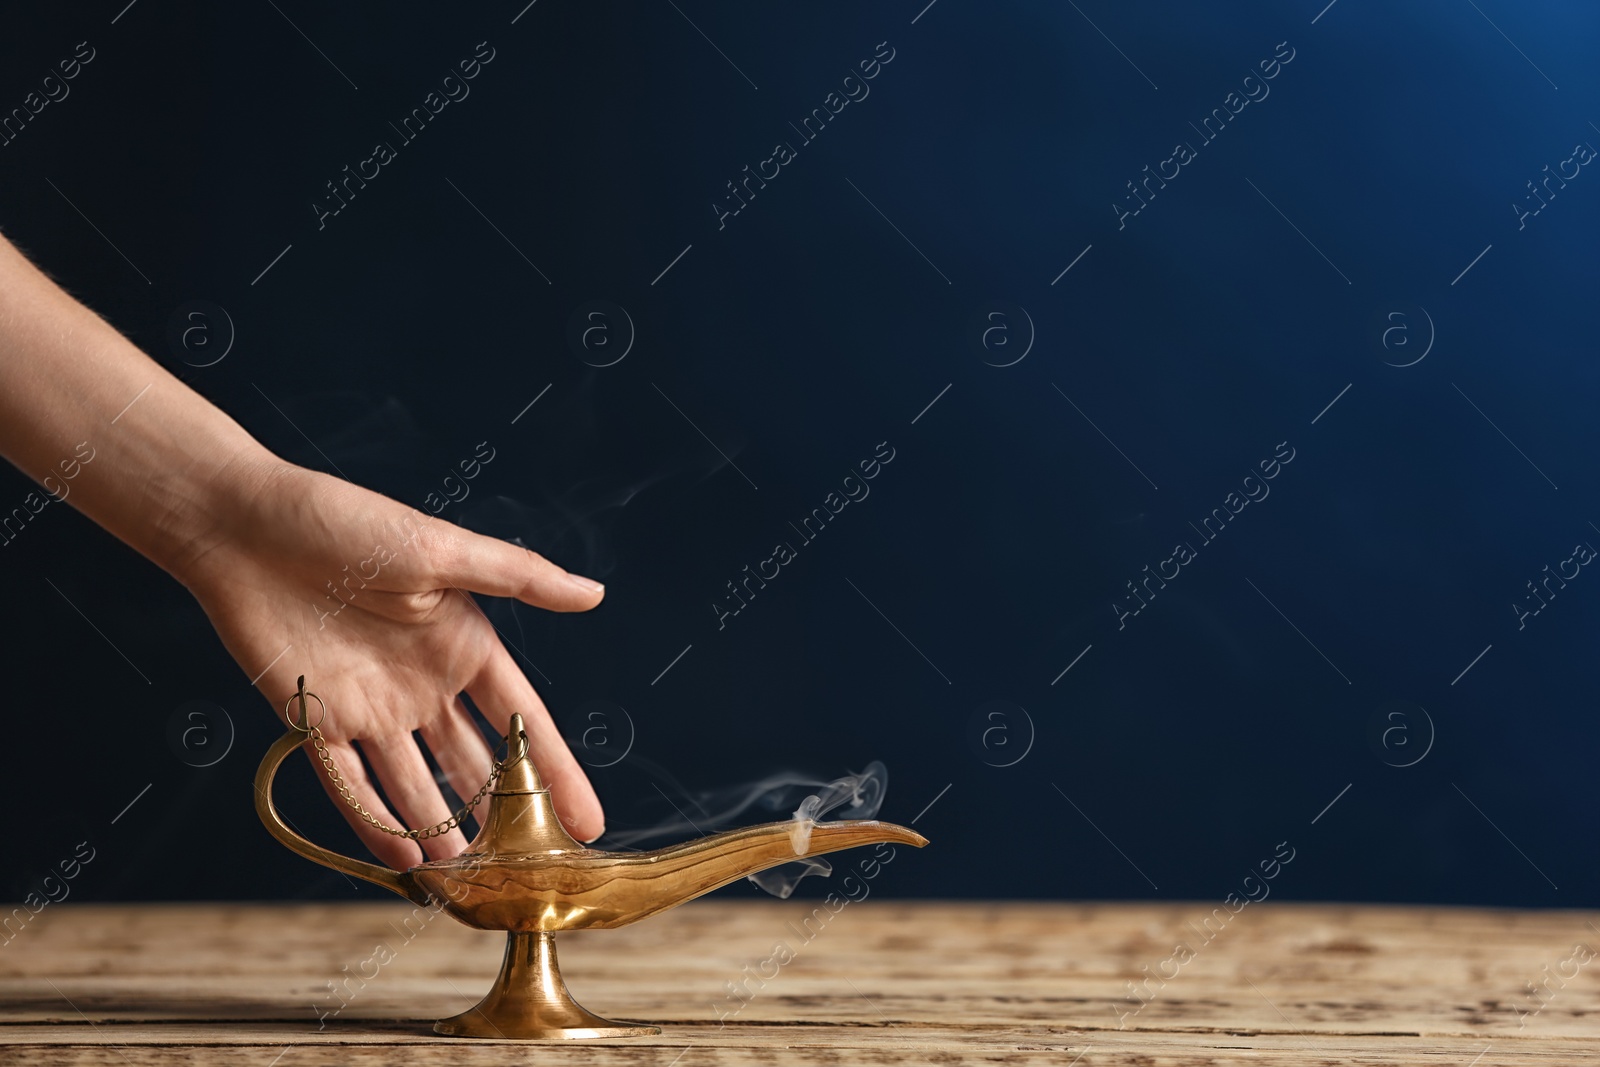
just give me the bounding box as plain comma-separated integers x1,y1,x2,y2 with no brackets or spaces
303,739,424,872
418,698,496,836
469,644,605,843
359,733,471,861
424,524,604,612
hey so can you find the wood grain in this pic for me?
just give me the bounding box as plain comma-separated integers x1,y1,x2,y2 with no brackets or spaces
2,901,1596,1064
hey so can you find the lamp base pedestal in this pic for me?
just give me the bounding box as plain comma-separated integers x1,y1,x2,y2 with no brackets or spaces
434,931,660,1040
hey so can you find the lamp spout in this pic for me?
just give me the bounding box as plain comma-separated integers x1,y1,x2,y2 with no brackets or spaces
589,818,928,925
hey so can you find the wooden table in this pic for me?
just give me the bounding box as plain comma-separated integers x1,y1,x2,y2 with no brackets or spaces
2,900,1596,1064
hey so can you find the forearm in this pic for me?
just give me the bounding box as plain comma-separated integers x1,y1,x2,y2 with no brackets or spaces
0,233,274,580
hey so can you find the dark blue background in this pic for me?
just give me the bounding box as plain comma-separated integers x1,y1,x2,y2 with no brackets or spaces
1,1,1595,907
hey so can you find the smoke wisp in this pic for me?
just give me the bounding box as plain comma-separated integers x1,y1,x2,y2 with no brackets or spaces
599,761,889,898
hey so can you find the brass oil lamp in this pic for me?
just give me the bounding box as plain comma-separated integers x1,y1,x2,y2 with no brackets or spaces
255,678,927,1039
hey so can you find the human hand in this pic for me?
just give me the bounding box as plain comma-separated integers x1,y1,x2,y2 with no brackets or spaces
0,236,604,870
173,457,606,871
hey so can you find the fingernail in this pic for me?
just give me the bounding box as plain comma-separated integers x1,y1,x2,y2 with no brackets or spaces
581,824,605,844
566,573,604,594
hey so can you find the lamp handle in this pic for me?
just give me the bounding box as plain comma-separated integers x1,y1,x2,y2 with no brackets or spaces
254,727,433,906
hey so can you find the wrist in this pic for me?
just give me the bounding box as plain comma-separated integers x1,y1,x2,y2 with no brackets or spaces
142,422,285,590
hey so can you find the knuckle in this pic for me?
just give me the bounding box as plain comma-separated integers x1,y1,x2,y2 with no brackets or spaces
523,546,556,575
376,589,449,623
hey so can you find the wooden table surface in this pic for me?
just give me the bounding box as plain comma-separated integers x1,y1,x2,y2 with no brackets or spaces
1,900,1596,1064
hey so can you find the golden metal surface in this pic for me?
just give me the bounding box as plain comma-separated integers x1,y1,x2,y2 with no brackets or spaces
432,932,660,1039
255,685,929,1040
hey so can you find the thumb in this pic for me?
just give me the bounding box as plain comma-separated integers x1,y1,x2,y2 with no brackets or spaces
426,525,604,611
